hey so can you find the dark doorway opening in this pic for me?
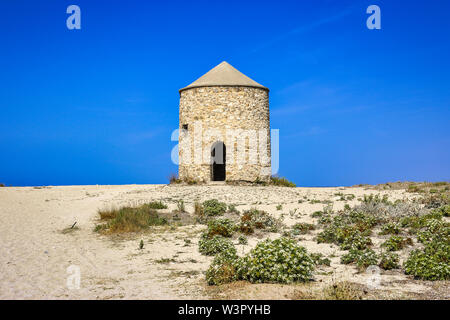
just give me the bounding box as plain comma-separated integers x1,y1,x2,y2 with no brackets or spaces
211,141,226,181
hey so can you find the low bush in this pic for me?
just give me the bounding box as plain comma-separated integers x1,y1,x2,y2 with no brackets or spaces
95,204,168,234
311,210,323,218
404,218,449,280
317,212,374,250
434,205,450,217
340,231,372,250
168,173,181,184
341,248,378,271
206,248,239,285
203,199,227,216
206,218,236,238
291,223,315,235
145,201,168,209
239,208,280,234
420,193,449,209
227,204,239,214
381,236,413,251
321,281,364,300
238,238,314,284
206,238,315,285
270,176,296,188
379,252,400,270
238,235,248,245
198,234,236,256
379,222,401,235
311,253,331,266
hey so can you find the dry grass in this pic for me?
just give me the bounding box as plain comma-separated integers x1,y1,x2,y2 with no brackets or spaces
95,204,168,234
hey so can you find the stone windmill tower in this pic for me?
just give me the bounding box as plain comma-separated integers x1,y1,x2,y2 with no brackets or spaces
178,61,271,183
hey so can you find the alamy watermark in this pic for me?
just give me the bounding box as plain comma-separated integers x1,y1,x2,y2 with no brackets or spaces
366,5,381,30
66,264,81,290
66,5,81,30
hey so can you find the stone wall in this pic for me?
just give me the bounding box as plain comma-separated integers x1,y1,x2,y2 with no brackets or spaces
179,86,271,182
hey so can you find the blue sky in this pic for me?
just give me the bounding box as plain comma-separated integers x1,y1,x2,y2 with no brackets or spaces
0,0,449,186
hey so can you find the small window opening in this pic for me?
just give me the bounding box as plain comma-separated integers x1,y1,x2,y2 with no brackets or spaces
182,124,188,131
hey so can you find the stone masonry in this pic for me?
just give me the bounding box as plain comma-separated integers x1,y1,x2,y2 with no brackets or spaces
178,62,271,182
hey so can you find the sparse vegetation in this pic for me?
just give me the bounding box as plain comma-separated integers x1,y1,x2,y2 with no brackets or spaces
269,176,296,187
168,173,181,184
146,201,168,209
203,199,227,217
95,204,168,234
206,218,236,238
239,208,281,234
379,252,400,270
381,236,413,252
227,204,239,214
379,222,401,235
176,200,185,213
321,281,364,300
311,253,331,266
198,234,236,256
291,222,315,235
238,235,248,245
341,248,378,271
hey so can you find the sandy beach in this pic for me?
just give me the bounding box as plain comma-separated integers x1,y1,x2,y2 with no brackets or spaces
0,184,448,299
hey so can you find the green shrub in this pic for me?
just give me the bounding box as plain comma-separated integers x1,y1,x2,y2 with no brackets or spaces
433,205,450,217
291,223,315,235
206,218,236,238
311,253,331,266
400,210,443,234
404,216,449,280
206,248,239,285
311,210,323,218
270,176,296,187
420,193,449,209
239,208,280,234
341,248,378,271
317,213,373,250
379,222,401,235
227,204,239,214
340,231,372,250
417,219,449,244
379,252,400,270
198,234,236,256
404,244,450,280
203,199,227,216
381,236,413,251
238,238,314,283
238,235,248,245
276,204,283,211
145,201,168,209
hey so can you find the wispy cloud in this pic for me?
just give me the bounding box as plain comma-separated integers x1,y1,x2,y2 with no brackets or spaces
251,6,354,53
284,126,327,139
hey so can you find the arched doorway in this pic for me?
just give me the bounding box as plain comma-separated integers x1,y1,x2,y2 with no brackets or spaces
211,141,226,181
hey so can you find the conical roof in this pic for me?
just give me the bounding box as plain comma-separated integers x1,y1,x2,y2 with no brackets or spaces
179,61,268,92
